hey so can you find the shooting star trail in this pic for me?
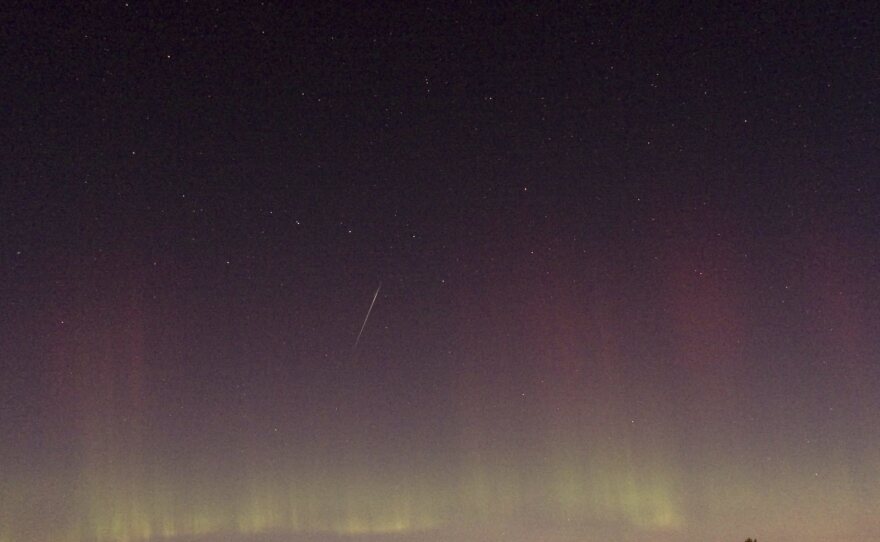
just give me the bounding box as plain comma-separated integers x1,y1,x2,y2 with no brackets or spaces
354,283,381,350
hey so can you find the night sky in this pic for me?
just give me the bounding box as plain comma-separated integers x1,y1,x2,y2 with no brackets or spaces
2,3,879,542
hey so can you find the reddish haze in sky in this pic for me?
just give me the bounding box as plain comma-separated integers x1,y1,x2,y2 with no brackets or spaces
1,4,878,542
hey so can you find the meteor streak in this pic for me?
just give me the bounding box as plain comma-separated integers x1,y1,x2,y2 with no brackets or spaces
354,283,381,350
